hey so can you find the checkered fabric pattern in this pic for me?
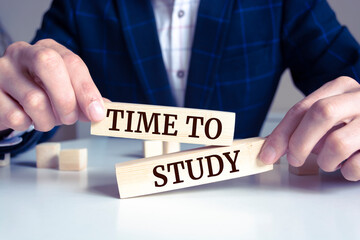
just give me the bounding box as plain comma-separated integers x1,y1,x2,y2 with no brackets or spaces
151,0,200,107
4,0,359,155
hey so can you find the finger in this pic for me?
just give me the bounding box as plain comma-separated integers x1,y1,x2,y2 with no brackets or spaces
103,97,111,103
288,92,360,167
0,123,8,131
20,43,78,125
311,123,346,154
259,105,305,164
35,39,105,122
78,97,111,122
78,110,88,122
316,118,360,172
3,41,76,125
341,151,360,181
2,41,30,63
260,77,360,164
0,90,32,131
307,76,360,96
3,72,57,132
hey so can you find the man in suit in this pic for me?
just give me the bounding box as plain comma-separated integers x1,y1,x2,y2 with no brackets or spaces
1,0,360,181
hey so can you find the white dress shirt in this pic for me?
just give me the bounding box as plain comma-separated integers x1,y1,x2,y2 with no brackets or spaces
151,0,200,106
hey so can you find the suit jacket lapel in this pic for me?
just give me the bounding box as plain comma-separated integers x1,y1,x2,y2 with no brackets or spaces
185,0,235,108
116,0,176,106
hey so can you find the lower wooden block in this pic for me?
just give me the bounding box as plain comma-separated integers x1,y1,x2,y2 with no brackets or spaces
163,141,180,154
59,148,88,171
116,137,273,198
143,140,163,158
36,143,61,169
289,153,319,176
0,153,10,167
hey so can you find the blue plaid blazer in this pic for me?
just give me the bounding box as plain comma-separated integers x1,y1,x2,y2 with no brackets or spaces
4,0,360,155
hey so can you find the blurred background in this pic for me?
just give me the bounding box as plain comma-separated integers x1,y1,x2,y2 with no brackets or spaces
0,0,359,140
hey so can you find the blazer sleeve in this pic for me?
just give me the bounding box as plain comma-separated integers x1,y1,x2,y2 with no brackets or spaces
282,0,360,95
0,0,78,156
32,0,79,52
0,127,58,157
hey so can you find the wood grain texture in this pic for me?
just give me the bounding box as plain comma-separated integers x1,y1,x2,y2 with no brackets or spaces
91,102,235,146
116,137,273,198
59,149,88,171
143,140,163,158
36,143,61,169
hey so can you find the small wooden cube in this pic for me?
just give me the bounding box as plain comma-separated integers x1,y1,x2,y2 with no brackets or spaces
0,153,10,167
36,143,61,169
59,148,87,171
289,153,319,176
163,141,181,154
143,140,163,158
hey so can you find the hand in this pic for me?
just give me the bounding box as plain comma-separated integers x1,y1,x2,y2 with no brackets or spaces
260,76,360,181
0,39,106,132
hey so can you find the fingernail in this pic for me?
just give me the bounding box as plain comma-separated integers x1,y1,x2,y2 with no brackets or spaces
88,101,105,122
287,153,301,167
260,145,276,164
62,111,78,124
335,162,345,171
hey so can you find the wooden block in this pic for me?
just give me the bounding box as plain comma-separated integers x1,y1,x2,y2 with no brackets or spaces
116,137,273,198
0,153,10,167
289,153,319,176
36,143,61,169
163,141,181,154
91,102,235,146
59,148,88,171
143,140,163,158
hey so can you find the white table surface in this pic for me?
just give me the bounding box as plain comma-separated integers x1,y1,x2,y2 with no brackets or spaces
1,119,360,240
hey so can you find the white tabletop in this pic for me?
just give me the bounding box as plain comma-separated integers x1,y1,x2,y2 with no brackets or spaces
1,119,360,240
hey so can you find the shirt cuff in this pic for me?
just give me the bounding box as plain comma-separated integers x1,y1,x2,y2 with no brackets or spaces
0,125,35,147
0,129,13,140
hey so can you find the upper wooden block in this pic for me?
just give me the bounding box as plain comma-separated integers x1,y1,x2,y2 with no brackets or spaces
36,143,61,169
91,102,235,146
116,137,273,198
59,148,88,171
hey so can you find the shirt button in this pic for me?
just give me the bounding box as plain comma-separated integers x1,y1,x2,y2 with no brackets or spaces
178,10,185,18
177,70,185,78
